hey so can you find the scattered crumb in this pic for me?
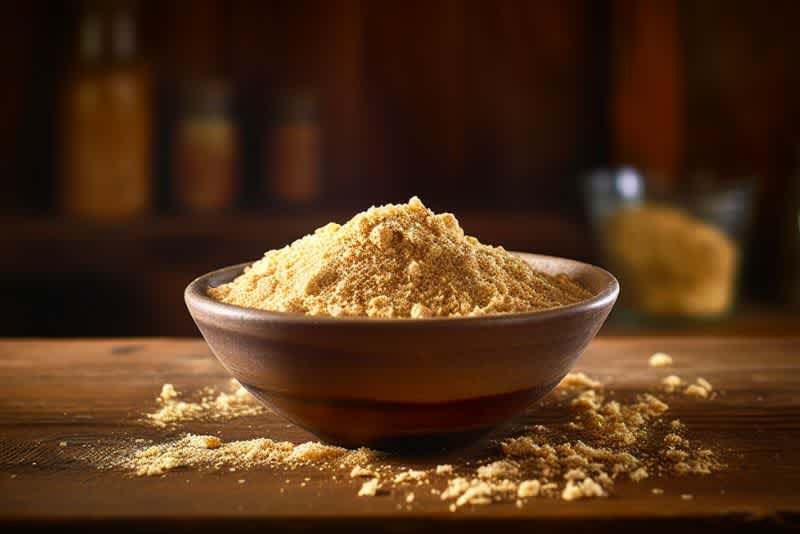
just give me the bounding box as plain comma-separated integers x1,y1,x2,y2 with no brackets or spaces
652,488,664,495
147,380,266,427
681,494,694,500
696,377,713,392
159,383,178,402
664,433,688,447
662,375,683,393
559,372,603,389
84,373,728,512
190,435,222,449
358,478,380,497
517,480,541,498
571,389,603,411
649,353,673,367
562,478,606,501
684,384,709,399
442,478,517,508
394,469,427,484
59,441,68,448
350,465,374,478
124,434,378,477
436,464,453,475
477,460,519,480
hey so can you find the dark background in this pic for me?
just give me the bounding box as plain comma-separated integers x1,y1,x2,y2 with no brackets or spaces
2,0,800,337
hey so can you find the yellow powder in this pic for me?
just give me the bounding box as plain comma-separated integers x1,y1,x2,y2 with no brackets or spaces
558,372,603,389
393,469,428,484
604,204,738,316
684,384,709,399
358,478,381,497
146,380,266,427
84,372,725,509
561,477,607,501
662,375,683,393
435,464,453,475
649,352,673,368
476,460,519,480
350,465,375,478
208,197,592,318
517,480,541,498
129,434,378,477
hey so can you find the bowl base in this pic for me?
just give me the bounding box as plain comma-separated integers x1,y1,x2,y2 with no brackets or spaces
241,380,558,451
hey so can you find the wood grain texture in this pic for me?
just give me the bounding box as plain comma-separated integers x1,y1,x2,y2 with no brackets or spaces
0,337,798,533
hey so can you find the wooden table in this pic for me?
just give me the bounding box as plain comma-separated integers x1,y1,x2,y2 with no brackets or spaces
1,338,798,532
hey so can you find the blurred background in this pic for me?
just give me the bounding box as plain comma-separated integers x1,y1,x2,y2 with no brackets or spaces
2,0,800,337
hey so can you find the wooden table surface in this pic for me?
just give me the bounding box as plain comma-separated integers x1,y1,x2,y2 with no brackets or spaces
1,337,798,532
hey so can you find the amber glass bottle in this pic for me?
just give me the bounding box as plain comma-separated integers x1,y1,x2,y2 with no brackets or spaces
173,81,239,213
266,91,321,206
61,0,152,220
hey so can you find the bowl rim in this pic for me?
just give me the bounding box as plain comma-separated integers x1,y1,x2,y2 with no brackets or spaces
185,252,619,328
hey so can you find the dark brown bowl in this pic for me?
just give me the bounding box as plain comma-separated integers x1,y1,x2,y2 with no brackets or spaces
185,253,618,449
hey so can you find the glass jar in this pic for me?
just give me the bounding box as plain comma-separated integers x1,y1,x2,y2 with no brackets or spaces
583,168,753,320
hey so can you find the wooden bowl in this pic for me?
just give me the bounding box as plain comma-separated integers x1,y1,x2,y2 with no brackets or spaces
185,253,618,449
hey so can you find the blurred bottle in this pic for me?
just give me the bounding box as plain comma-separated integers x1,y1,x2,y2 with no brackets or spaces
265,91,321,206
173,81,239,213
61,0,152,220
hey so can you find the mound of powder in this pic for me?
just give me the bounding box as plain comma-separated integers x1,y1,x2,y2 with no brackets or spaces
209,197,592,318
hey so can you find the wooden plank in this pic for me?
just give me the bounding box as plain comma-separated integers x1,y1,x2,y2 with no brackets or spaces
0,338,798,531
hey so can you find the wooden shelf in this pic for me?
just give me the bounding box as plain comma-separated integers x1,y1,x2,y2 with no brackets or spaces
0,211,589,275
0,211,589,336
5,213,797,338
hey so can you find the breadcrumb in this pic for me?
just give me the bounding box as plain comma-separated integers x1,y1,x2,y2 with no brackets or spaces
662,375,683,393
350,465,374,478
559,372,603,389
684,384,709,399
649,353,673,367
517,480,541,498
561,478,606,501
358,478,380,497
435,464,453,475
696,377,713,391
147,380,265,427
